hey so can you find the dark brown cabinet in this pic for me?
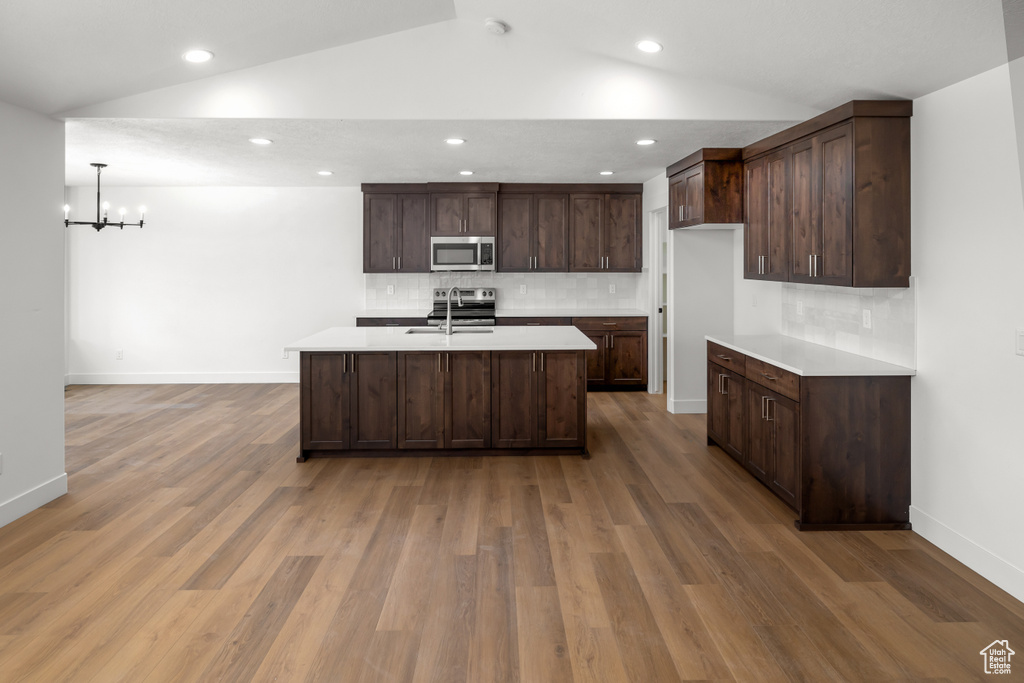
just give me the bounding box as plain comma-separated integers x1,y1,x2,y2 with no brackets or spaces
356,317,429,327
741,100,912,287
667,149,743,229
362,189,430,273
431,188,497,236
491,350,587,450
573,317,647,389
397,351,490,449
497,193,568,272
301,352,397,456
705,340,911,530
569,193,642,272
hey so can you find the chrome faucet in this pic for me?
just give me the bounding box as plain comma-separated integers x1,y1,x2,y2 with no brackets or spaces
444,286,463,336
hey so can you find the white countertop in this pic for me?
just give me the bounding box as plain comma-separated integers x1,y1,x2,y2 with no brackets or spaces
706,334,916,377
355,308,648,319
287,325,598,352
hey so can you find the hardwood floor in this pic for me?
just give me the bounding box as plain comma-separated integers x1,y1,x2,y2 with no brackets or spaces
0,383,1021,681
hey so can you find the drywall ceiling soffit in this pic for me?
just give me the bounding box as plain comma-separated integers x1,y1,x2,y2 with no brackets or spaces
60,20,819,122
455,0,1010,110
64,118,798,187
0,0,455,115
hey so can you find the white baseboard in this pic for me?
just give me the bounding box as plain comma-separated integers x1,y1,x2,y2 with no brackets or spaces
910,506,1024,604
0,473,68,529
667,398,707,414
66,371,300,385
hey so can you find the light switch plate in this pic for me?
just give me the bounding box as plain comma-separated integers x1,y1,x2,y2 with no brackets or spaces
1016,328,1024,356
520,284,527,294
386,284,395,295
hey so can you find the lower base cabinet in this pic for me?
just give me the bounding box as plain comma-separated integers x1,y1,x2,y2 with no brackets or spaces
706,341,910,530
491,350,587,449
572,317,647,389
397,351,491,449
302,351,397,452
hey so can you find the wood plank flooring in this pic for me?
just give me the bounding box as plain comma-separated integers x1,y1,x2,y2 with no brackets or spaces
0,383,1022,681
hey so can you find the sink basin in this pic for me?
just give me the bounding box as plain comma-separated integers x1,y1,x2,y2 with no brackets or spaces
405,327,494,334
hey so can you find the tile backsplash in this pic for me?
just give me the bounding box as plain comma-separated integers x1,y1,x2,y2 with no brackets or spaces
781,278,917,368
365,272,645,311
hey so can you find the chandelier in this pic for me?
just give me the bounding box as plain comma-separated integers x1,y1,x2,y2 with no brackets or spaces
64,163,146,231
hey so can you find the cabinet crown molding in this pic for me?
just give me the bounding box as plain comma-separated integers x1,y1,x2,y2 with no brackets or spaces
666,148,742,177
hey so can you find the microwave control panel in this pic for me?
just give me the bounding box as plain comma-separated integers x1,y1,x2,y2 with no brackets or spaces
480,242,494,265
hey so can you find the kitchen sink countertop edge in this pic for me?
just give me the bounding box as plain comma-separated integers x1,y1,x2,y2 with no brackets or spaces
706,333,916,377
288,325,598,352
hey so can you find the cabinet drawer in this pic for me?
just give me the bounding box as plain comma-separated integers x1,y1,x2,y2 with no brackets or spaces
357,317,429,327
496,317,572,326
573,316,647,331
744,357,800,401
707,341,746,375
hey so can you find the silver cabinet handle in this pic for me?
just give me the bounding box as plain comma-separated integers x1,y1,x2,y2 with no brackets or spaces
766,397,775,421
533,352,536,372
603,322,617,326
343,353,347,373
761,395,768,419
809,254,813,277
393,257,396,270
761,372,778,381
715,353,730,361
721,374,728,394
611,334,615,349
718,373,724,394
605,335,609,349
398,256,402,270
815,254,819,277
540,352,545,372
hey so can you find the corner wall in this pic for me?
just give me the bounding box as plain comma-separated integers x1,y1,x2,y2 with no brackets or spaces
910,62,1024,603
0,100,67,527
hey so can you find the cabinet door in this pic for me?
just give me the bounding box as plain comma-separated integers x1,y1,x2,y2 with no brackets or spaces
569,194,604,271
447,351,491,449
350,352,397,449
537,351,586,448
707,364,729,448
464,193,496,235
398,194,430,272
607,330,646,386
605,194,641,271
581,331,607,387
768,391,800,510
744,157,768,280
431,194,464,235
535,194,568,271
816,123,854,285
363,194,397,273
498,194,533,272
304,353,350,450
668,173,686,229
491,351,537,448
397,352,444,449
679,165,705,227
765,148,790,281
789,139,816,282
745,384,771,481
707,364,743,462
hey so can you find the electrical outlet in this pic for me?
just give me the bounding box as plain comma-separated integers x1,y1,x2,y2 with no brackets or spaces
520,284,527,294
796,300,804,315
115,349,123,361
609,284,616,294
282,349,290,360
386,284,395,295
862,309,872,329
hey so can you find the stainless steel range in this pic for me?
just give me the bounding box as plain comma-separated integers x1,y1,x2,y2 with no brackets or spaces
426,287,497,327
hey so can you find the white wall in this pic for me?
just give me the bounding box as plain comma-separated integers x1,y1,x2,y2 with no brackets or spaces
731,230,783,335
909,62,1024,602
0,100,67,527
65,186,365,383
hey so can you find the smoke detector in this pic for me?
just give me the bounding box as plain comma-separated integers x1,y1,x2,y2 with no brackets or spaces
484,18,509,35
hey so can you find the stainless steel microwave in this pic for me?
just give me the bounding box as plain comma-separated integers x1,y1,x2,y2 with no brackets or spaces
430,235,495,272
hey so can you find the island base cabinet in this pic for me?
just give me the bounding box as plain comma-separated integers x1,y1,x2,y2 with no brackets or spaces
398,351,491,450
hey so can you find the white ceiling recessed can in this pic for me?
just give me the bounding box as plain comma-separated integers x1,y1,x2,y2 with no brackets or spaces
484,18,509,35
636,40,663,53
445,138,465,145
460,170,474,176
248,138,273,145
600,171,614,175
183,49,214,63
317,170,333,176
636,139,656,146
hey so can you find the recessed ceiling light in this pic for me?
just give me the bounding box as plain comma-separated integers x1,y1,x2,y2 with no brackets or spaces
248,138,273,145
484,18,509,35
183,49,214,63
460,170,474,176
636,139,656,146
636,40,663,54
317,170,333,176
600,171,615,176
445,138,465,145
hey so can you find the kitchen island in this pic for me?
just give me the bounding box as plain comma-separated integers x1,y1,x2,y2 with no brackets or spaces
284,326,597,461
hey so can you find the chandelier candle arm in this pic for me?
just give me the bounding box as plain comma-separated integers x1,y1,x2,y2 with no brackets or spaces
64,163,146,231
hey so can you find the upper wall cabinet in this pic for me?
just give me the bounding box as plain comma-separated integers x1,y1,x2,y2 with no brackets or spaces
362,185,430,273
569,190,642,272
743,100,912,288
429,183,499,236
497,190,569,272
666,148,744,229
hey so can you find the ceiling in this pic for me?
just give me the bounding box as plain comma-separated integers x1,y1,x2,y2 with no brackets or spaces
1,0,1013,187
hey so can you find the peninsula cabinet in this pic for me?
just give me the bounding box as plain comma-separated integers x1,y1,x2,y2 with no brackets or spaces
362,187,430,273
301,351,397,455
666,148,744,229
705,338,912,530
568,192,642,272
497,192,568,272
741,100,912,287
430,183,499,236
397,351,490,449
573,317,647,389
491,350,587,450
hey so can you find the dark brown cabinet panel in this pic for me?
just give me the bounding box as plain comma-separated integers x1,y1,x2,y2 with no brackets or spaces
745,383,799,510
744,151,789,281
356,317,429,327
569,193,641,272
431,192,497,236
607,331,646,386
537,351,586,449
363,192,429,273
707,363,744,464
495,317,573,326
789,139,816,281
580,330,607,389
667,149,743,229
744,157,768,279
397,352,445,449
498,193,568,272
398,351,491,450
573,317,647,390
491,351,538,448
303,353,350,450
349,352,398,449
446,351,491,449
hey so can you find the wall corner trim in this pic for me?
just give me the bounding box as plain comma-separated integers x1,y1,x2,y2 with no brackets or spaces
0,473,68,529
667,398,707,415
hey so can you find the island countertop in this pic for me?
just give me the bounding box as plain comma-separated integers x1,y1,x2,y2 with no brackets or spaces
286,325,598,352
